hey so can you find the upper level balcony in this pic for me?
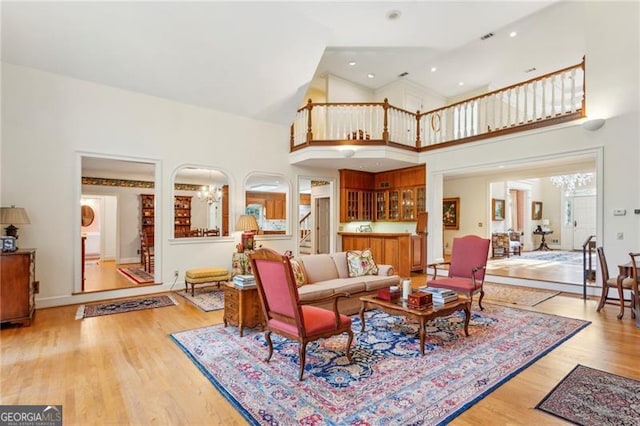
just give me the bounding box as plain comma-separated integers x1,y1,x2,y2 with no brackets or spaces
290,60,585,157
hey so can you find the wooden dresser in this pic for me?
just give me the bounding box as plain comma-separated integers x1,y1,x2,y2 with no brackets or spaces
1,249,38,326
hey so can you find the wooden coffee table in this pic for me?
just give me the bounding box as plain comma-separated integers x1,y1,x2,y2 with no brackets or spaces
359,294,471,355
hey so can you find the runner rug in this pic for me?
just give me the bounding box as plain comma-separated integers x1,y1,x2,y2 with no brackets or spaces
174,286,225,312
171,304,589,425
117,266,154,284
536,364,640,425
483,282,560,307
76,295,177,319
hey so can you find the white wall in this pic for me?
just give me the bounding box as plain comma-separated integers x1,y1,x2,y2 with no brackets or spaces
326,74,375,103
1,63,331,307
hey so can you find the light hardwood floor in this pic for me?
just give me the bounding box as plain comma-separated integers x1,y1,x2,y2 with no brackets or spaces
2,277,638,425
83,260,158,292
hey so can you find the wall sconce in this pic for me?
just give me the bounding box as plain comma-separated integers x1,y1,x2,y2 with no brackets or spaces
582,118,606,131
0,205,31,239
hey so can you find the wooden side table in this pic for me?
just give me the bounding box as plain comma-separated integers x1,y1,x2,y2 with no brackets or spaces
223,282,264,336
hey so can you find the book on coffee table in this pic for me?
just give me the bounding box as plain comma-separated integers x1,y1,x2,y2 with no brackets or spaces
419,287,458,304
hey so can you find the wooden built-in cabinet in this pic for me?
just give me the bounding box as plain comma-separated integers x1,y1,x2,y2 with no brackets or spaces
411,234,427,272
1,249,38,326
246,191,286,220
341,165,425,222
341,233,412,278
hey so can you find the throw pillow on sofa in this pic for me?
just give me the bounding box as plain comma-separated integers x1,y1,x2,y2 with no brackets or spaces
289,258,308,287
346,249,379,277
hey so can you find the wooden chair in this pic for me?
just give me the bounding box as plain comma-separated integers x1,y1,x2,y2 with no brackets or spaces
427,235,490,310
627,252,639,321
140,231,154,273
595,247,635,319
248,248,353,380
508,230,523,256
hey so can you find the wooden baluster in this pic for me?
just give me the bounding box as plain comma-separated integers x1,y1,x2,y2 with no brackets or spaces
561,72,567,115
570,68,577,113
382,98,389,142
305,99,313,143
415,110,421,148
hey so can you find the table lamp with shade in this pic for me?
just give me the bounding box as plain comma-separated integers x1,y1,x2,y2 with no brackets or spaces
0,205,31,239
235,214,259,252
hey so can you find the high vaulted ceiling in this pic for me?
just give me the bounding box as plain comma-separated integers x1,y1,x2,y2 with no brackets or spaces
1,1,585,128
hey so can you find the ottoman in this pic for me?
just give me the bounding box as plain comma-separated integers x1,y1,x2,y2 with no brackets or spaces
185,267,229,296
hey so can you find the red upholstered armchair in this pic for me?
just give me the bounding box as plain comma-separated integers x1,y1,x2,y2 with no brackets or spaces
249,248,354,381
427,235,491,310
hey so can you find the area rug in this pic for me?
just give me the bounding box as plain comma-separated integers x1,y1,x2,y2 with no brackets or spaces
483,282,560,307
76,295,177,319
489,250,584,267
536,364,640,425
117,266,154,284
174,286,225,312
171,304,589,425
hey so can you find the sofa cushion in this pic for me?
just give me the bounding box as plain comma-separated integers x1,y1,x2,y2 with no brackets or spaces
360,275,402,291
297,278,366,301
346,249,379,277
330,252,349,278
289,258,308,287
299,254,339,284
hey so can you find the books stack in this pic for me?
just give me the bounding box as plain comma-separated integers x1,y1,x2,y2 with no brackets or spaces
233,274,256,288
420,288,458,305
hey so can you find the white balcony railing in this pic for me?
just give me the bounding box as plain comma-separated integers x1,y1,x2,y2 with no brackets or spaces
291,60,585,152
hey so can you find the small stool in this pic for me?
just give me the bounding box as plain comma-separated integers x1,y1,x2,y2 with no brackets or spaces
185,267,229,296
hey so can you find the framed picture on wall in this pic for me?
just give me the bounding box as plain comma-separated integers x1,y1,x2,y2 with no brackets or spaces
532,201,543,220
492,198,505,221
443,197,460,230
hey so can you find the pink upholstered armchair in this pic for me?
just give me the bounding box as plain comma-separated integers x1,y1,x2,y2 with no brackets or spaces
249,248,354,380
427,235,491,310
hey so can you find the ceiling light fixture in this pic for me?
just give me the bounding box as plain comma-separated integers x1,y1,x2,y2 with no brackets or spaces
509,31,518,38
458,82,464,86
386,10,401,20
550,173,593,192
348,61,356,66
367,73,375,79
431,67,437,72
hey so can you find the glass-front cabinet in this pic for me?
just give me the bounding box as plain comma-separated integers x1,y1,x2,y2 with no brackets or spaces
375,191,388,221
388,190,400,220
401,189,415,220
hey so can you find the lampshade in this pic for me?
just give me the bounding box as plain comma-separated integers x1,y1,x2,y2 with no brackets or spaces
542,219,550,226
0,206,31,225
235,214,258,232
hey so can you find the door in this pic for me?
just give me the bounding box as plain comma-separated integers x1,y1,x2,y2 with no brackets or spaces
572,195,596,250
315,197,330,254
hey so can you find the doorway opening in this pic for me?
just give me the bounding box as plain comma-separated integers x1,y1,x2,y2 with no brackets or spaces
79,155,159,293
298,177,335,255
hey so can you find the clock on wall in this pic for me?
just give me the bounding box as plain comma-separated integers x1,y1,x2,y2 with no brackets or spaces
1,236,17,252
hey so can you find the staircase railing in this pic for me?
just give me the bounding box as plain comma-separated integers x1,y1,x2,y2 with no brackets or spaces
299,211,312,247
290,59,585,152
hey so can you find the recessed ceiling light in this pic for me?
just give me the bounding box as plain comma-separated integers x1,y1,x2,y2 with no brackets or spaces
458,82,464,86
431,67,437,72
386,10,401,20
509,31,518,38
367,73,375,79
348,61,357,66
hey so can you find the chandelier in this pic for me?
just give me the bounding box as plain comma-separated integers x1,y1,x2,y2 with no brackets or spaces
197,170,223,205
550,173,593,192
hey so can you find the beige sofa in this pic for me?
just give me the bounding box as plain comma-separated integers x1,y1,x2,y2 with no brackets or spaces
295,252,401,315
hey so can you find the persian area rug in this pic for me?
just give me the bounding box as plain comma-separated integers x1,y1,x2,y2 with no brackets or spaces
171,304,589,425
76,295,177,319
117,266,154,284
174,286,225,312
483,282,560,307
536,364,640,425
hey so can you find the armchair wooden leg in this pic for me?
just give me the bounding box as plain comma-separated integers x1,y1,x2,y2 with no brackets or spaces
264,331,273,362
345,329,354,361
478,289,484,311
298,342,308,381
